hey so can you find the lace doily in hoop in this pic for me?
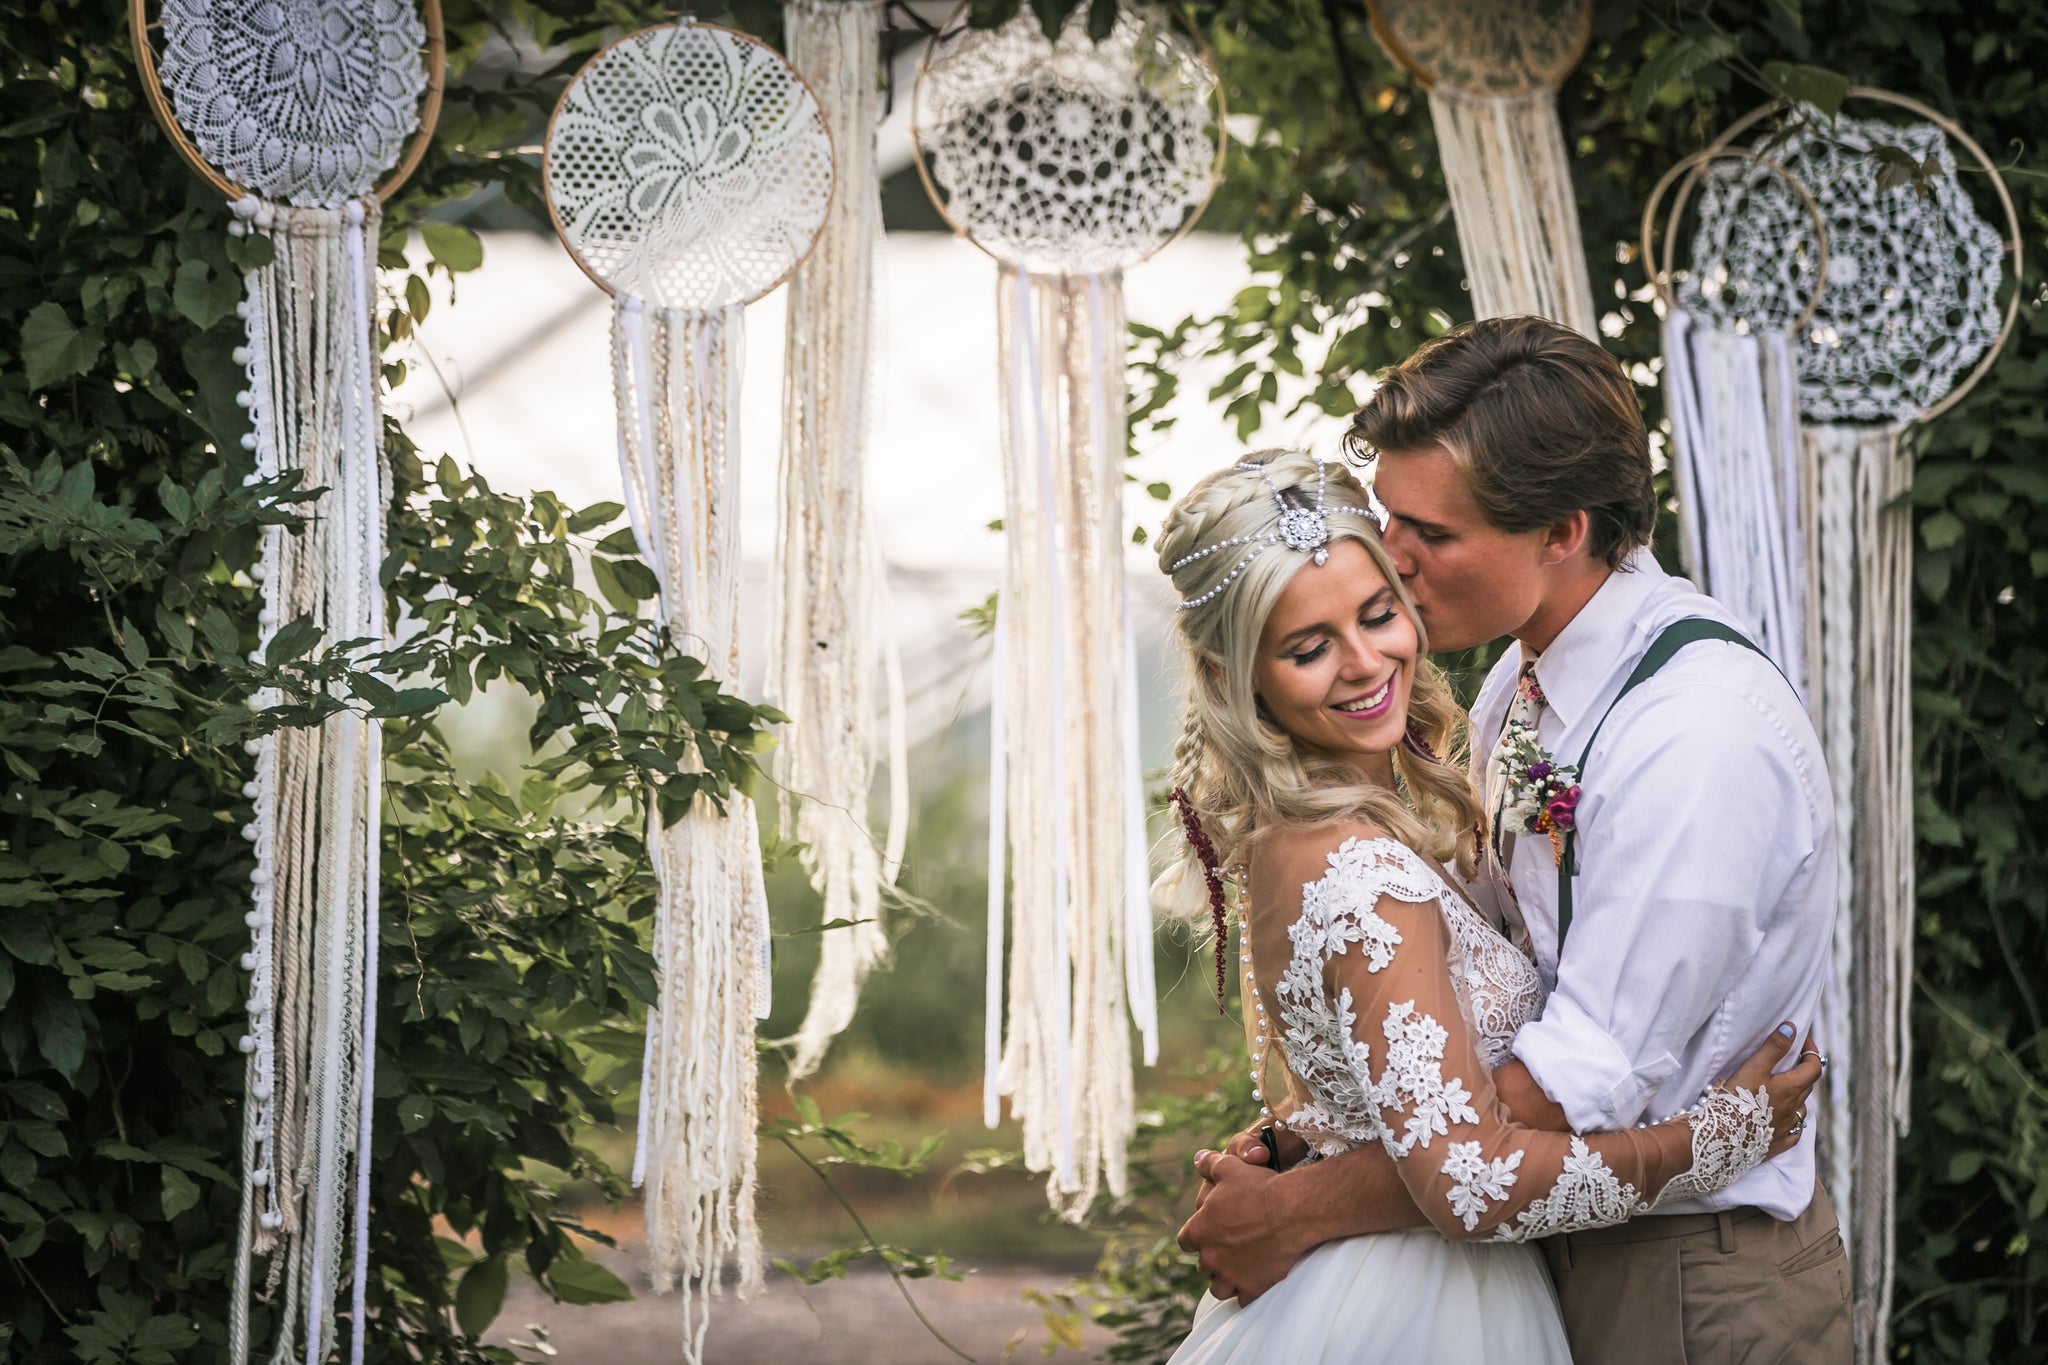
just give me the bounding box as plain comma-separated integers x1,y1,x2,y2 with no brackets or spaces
912,4,1221,275
1657,155,1824,334
1679,112,2005,422
1367,0,1592,97
545,22,834,310
155,0,427,206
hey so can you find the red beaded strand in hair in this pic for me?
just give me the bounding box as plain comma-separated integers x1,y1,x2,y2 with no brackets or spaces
1169,786,1230,1013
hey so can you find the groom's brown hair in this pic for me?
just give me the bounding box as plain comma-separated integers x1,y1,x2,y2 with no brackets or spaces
1343,315,1655,570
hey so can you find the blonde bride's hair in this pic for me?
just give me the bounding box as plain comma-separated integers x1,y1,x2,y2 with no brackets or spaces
1153,449,1485,921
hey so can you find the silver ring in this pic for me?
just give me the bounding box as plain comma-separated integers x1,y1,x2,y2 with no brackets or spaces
1788,1117,1807,1136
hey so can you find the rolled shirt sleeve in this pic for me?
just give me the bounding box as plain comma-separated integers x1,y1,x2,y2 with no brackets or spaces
1510,677,1816,1131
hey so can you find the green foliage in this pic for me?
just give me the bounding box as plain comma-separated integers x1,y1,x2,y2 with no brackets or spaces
0,0,815,1359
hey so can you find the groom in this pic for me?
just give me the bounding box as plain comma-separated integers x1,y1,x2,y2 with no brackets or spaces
1180,316,1851,1362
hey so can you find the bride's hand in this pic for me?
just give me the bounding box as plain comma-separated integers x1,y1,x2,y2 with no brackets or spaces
1718,1021,1825,1157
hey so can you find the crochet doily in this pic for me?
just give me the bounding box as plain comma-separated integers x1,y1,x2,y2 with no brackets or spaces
1678,112,2005,422
1368,0,1592,97
156,0,427,206
913,5,1219,275
546,23,834,310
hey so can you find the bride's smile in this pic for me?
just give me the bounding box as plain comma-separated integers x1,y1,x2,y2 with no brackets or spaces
1251,538,1418,785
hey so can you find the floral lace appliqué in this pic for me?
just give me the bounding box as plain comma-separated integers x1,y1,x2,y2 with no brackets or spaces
1656,1084,1776,1206
1443,1141,1523,1232
1373,1000,1478,1156
1493,1137,1642,1243
1259,838,1541,1157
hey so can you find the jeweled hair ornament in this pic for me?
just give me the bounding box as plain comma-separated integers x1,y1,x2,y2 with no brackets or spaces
1172,455,1378,610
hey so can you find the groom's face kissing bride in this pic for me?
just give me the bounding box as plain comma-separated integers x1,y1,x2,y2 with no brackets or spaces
1177,315,1851,1365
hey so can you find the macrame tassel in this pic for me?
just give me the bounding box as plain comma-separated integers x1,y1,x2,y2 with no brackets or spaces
1804,421,1913,1365
988,264,1150,1219
1661,310,1810,696
1429,86,1598,336
227,197,385,1365
771,0,900,1079
612,299,769,1364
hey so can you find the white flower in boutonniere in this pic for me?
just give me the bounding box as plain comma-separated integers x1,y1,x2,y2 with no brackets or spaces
1495,720,1582,867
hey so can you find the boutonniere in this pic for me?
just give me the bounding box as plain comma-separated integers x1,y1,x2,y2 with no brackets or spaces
1495,720,1582,866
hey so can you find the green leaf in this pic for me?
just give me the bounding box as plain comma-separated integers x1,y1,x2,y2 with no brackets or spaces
568,501,626,534
1920,511,1965,550
609,558,660,601
366,687,446,718
159,1167,200,1219
172,259,221,327
32,995,86,1079
1760,62,1851,119
20,302,103,390
1630,33,1738,118
1947,1149,1985,1182
421,222,485,273
589,557,638,614
455,1255,509,1336
226,230,275,270
546,1254,634,1304
404,273,431,323
265,615,324,665
200,605,241,658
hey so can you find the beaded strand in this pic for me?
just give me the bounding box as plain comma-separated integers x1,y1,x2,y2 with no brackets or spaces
1169,786,1230,1011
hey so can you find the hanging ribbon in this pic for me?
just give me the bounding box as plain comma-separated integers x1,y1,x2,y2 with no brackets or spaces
773,0,905,1079
1369,0,1598,334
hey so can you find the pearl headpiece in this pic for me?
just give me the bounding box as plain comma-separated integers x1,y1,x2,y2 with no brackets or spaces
1169,454,1377,611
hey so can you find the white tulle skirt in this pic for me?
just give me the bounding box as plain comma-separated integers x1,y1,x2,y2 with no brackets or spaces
1167,1229,1572,1365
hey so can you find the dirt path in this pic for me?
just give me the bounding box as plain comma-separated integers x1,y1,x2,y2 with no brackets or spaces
491,1249,1115,1364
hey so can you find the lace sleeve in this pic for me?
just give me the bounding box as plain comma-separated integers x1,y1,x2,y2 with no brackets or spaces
1294,842,1773,1243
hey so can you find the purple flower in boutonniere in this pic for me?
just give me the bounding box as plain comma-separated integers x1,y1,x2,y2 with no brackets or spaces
1495,720,1582,867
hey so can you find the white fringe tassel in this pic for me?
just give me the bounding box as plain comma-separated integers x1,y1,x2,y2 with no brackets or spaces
1661,310,1810,696
226,196,384,1365
1429,86,1598,337
1803,422,1914,1365
612,299,769,1365
772,0,901,1079
987,264,1152,1219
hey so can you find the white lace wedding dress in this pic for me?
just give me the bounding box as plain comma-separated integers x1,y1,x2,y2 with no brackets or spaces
1169,837,1774,1364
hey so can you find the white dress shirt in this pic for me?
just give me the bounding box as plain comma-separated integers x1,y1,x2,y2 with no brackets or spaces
1469,550,1836,1220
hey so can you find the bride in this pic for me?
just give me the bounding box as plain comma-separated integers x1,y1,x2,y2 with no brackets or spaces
1153,450,1816,1363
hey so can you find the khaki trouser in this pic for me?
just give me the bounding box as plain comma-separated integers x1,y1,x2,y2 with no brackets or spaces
1541,1183,1852,1365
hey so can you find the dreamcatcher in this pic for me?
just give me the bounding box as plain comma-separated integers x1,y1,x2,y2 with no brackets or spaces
133,0,440,1358
1368,0,1597,334
771,0,906,1080
1677,93,2021,1363
544,23,832,1357
914,2,1221,1216
1642,148,1829,696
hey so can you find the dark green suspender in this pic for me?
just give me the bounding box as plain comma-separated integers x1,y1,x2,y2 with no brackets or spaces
1552,618,1769,952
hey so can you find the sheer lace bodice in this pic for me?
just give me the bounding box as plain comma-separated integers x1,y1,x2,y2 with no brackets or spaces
1243,836,1772,1243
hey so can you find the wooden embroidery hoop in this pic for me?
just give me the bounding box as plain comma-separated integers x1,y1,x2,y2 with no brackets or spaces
1639,146,1832,336
1366,0,1593,97
909,0,1229,270
540,17,836,305
1695,88,2024,425
130,0,446,204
